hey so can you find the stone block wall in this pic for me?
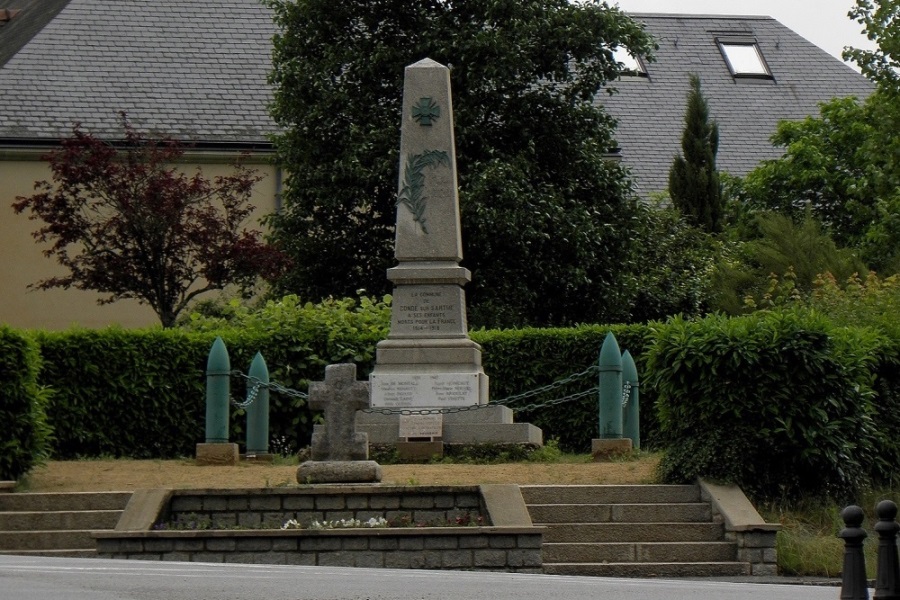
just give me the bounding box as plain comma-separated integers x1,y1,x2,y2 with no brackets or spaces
93,485,543,573
163,486,484,530
95,528,543,571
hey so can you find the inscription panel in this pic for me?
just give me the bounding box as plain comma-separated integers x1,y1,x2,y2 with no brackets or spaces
370,373,479,408
399,414,443,438
391,285,466,337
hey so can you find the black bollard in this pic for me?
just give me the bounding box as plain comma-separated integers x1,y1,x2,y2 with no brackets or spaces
875,500,900,600
841,505,870,600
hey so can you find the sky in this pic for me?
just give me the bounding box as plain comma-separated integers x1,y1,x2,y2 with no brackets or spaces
612,0,878,66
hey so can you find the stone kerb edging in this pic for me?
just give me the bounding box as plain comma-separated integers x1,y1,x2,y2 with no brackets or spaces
92,484,544,572
698,478,780,576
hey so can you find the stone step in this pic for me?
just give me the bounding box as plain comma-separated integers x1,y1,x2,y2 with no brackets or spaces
0,530,96,551
0,548,97,558
0,510,122,531
541,522,724,544
0,492,131,512
543,541,738,564
544,561,752,578
520,485,700,505
527,503,712,524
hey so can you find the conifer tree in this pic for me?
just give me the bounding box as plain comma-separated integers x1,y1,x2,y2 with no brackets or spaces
668,74,723,233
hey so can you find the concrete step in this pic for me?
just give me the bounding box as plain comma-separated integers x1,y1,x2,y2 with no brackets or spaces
0,548,97,558
543,541,738,564
542,522,724,543
544,561,752,578
0,530,96,551
527,502,712,524
0,510,122,531
0,492,131,512
520,485,700,505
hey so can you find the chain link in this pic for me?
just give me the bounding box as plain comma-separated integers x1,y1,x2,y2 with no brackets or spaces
491,364,599,406
229,371,309,409
227,363,608,416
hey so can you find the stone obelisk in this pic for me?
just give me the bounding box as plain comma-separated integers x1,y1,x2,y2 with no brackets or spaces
369,58,488,409
360,58,541,449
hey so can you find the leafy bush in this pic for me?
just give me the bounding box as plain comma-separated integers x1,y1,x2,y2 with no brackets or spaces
648,309,884,502
709,212,866,314
0,327,51,480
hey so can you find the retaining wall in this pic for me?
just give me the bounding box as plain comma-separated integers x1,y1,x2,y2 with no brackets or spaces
94,485,543,572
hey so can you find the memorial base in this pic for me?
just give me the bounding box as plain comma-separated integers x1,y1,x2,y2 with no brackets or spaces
195,443,239,466
296,460,382,484
591,438,633,461
358,406,543,446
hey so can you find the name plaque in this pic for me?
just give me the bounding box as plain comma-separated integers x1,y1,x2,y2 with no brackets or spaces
370,373,479,408
399,414,443,439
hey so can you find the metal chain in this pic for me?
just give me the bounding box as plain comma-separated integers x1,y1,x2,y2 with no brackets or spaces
226,363,604,415
229,370,309,409
491,364,599,406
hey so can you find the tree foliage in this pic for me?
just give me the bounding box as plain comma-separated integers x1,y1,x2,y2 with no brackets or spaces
845,0,900,91
13,118,288,327
668,74,722,233
736,0,900,271
265,0,656,328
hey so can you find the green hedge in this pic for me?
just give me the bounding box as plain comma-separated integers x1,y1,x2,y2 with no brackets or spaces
474,324,657,452
0,327,51,480
9,304,900,506
648,310,887,502
32,325,650,458
35,324,386,459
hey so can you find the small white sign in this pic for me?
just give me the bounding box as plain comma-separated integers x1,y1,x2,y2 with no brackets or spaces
399,414,443,439
370,372,479,408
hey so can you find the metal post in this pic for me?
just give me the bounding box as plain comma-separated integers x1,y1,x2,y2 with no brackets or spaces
205,336,231,444
622,349,640,450
245,352,270,457
840,505,870,600
598,332,623,439
875,500,900,600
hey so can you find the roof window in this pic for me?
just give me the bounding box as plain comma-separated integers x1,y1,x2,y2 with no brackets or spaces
718,39,772,78
612,47,647,77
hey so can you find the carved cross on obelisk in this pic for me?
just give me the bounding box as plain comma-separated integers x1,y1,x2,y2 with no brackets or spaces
308,364,370,461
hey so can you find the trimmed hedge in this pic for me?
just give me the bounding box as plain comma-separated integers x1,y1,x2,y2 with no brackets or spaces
36,325,385,459
474,324,657,451
0,327,51,480
648,310,887,502
32,325,650,458
7,305,900,505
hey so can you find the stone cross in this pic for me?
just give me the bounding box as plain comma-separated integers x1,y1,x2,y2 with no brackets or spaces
308,364,370,461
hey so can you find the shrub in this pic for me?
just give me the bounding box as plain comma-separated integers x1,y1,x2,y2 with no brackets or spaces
648,309,883,502
0,327,51,480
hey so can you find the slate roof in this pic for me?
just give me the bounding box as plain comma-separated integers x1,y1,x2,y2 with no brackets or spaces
0,0,277,145
0,5,876,186
601,13,875,197
0,0,71,67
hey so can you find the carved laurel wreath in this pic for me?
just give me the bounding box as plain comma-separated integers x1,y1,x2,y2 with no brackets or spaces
396,149,450,234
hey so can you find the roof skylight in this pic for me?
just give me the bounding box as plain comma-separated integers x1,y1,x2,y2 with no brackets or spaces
612,47,647,77
718,41,771,78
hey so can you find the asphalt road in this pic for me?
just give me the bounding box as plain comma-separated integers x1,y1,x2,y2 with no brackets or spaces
0,555,846,600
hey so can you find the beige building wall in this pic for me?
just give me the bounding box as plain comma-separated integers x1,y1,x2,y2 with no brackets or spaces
0,150,279,330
